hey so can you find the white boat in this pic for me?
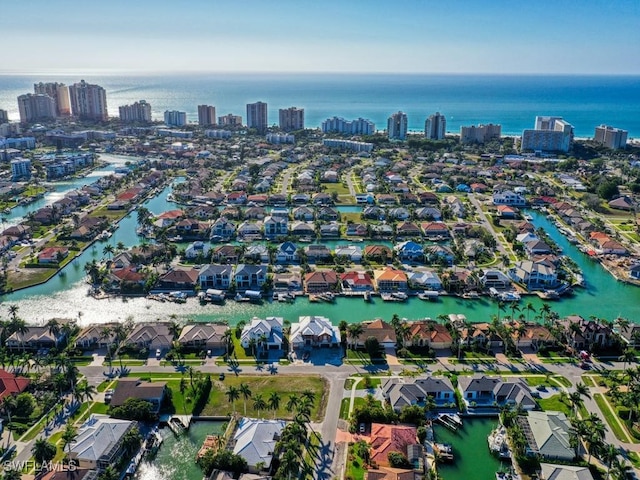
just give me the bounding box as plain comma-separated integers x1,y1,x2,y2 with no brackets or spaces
523,214,533,221
499,291,521,302
418,291,439,301
488,425,511,459
391,292,408,301
98,230,112,240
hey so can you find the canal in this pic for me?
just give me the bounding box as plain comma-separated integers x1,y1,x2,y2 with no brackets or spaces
135,421,225,480
434,417,504,480
1,156,639,326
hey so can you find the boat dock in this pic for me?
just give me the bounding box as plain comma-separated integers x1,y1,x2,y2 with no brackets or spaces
161,415,191,436
435,413,463,431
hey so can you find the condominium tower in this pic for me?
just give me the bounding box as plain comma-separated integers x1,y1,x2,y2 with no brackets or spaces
17,93,56,123
34,82,71,117
68,80,108,121
424,112,446,140
119,100,152,123
460,124,502,144
387,111,408,140
521,116,573,153
218,114,242,127
198,105,217,126
278,107,304,131
321,117,375,135
164,110,187,127
0,109,8,124
594,125,628,149
246,101,268,133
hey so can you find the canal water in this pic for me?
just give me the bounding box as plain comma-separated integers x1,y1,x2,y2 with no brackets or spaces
135,421,225,480
1,153,639,326
434,417,504,480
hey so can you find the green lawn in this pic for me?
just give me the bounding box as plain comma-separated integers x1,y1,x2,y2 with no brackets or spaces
537,394,571,416
581,375,597,387
593,393,630,443
355,378,381,390
339,398,351,420
346,444,366,480
321,182,350,195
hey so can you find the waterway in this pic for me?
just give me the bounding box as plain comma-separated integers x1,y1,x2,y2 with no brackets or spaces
135,421,225,480
434,417,504,480
1,154,639,326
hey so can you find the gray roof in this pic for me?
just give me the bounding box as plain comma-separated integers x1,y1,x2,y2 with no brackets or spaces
232,418,287,469
524,411,574,460
199,264,234,276
69,414,134,463
540,463,594,480
382,376,455,411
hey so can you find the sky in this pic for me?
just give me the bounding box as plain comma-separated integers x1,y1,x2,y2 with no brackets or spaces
1,0,639,75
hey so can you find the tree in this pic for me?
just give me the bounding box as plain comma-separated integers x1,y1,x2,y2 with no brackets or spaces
347,323,364,349
102,244,115,260
239,383,251,415
61,422,78,458
225,386,240,413
268,391,281,419
32,438,56,465
285,394,299,413
619,348,636,371
364,336,380,357
109,398,155,422
387,451,411,468
98,466,120,480
253,394,267,417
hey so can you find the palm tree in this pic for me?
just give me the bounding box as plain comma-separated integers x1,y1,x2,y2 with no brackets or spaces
168,319,181,340
525,302,536,322
222,329,233,359
496,300,506,322
98,465,120,480
100,327,113,373
268,391,281,418
285,394,299,413
239,383,252,415
619,348,636,371
32,438,56,464
347,323,363,349
102,244,115,260
253,394,267,417
61,422,78,459
46,318,60,339
225,386,240,413
301,389,315,404
8,305,19,322
248,337,258,357
75,379,97,404
602,443,619,480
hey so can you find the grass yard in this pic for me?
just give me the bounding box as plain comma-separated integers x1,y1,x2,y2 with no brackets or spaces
346,443,367,480
321,182,350,195
339,398,351,420
198,375,327,421
87,207,129,221
593,393,631,443
537,394,571,416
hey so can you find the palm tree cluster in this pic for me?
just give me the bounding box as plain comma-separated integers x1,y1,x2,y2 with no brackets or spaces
600,366,640,430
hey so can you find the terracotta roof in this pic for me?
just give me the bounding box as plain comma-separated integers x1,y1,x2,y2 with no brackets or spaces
0,369,30,400
370,423,417,467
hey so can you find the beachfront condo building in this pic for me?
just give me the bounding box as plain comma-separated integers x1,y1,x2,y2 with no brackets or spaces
279,106,304,131
425,112,446,140
321,117,375,135
164,110,187,127
218,113,242,127
11,158,31,181
198,105,217,126
521,116,573,153
34,82,71,117
460,123,502,144
0,109,8,124
69,80,108,122
387,111,408,140
247,101,268,133
594,125,628,149
17,93,56,123
119,100,152,123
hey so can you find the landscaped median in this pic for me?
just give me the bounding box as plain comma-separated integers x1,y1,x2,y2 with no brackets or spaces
593,393,634,443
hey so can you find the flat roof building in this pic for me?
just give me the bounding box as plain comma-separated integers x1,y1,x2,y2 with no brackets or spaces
521,116,573,153
460,123,501,144
425,112,446,140
279,106,304,131
34,82,71,117
387,111,408,140
119,100,152,123
164,110,187,127
198,105,217,126
69,80,108,121
17,93,56,123
594,125,627,149
246,101,268,133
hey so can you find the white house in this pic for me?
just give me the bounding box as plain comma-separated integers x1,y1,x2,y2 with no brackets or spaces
240,317,284,351
289,316,341,351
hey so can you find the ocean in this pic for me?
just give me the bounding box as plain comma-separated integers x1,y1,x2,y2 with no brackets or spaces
1,73,639,138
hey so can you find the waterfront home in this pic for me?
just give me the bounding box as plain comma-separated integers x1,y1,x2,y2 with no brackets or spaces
496,204,518,218
124,323,173,352
220,206,242,220
559,315,615,350
362,206,385,220
374,267,408,292
608,195,635,211
519,411,576,461
232,418,287,473
175,218,209,238
316,206,340,221
364,466,414,480
177,323,228,351
340,271,374,292
492,190,526,206
2,224,30,239
388,207,410,221
274,241,297,264
37,246,69,264
480,269,512,290
67,414,137,471
269,193,288,206
509,260,558,290
289,315,341,351
371,223,394,238
406,321,452,350
292,206,314,221
199,264,233,290
457,374,536,410
334,244,363,262
237,221,263,240
273,272,301,291
110,379,168,413
421,221,449,239
369,423,418,468
290,221,315,237
346,223,368,237
407,271,442,290
107,266,146,293
425,245,454,266
211,218,236,240
395,221,422,237
240,317,284,351
539,464,594,480
524,239,553,255
291,193,310,205
516,232,538,244
312,192,332,205
0,369,30,401
394,241,424,262
364,245,393,262
226,191,247,204
5,324,67,351
619,323,640,348
156,268,199,291
74,323,119,349
185,241,211,260
510,322,555,350
154,209,184,228
461,322,504,350
263,215,288,239
244,206,267,220
304,244,332,263
212,245,241,264
234,264,267,291
244,244,270,263
355,319,397,350
304,270,338,293
381,376,456,411
319,222,341,238
414,206,442,221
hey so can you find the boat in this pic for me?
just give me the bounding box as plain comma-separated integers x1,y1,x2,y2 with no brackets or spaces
363,291,372,302
168,291,187,303
573,274,585,287
523,214,533,221
498,291,521,302
308,294,319,303
244,290,263,304
144,429,163,458
537,290,559,300
196,435,220,460
435,413,462,431
234,293,251,302
98,230,112,241
2,207,10,214
317,292,335,302
391,292,408,301
299,236,313,243
462,291,480,300
488,425,511,459
418,290,439,301
276,292,295,303
434,443,454,462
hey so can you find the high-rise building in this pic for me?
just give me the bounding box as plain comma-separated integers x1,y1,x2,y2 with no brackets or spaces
11,158,31,181
460,124,502,144
17,93,56,123
164,110,187,127
246,101,268,133
0,109,8,124
119,100,152,123
387,111,408,140
424,112,446,140
321,117,375,135
34,82,71,116
198,105,217,126
594,125,628,149
68,80,108,121
278,107,304,131
521,116,573,153
218,114,242,127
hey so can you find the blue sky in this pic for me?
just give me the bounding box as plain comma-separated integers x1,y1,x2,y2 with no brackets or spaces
2,0,639,74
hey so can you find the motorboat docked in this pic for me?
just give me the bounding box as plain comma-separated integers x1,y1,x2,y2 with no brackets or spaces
363,291,372,302
434,443,454,462
462,291,480,300
98,230,112,241
523,214,533,221
498,291,521,302
418,290,440,301
537,290,559,300
381,292,408,302
488,425,511,459
435,413,463,431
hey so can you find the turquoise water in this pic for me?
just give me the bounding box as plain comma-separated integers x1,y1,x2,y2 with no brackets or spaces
1,74,639,137
135,421,225,480
434,417,504,480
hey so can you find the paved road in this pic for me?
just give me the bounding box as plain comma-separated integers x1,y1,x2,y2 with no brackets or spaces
468,193,510,259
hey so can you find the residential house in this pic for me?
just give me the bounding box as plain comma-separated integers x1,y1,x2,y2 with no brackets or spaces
316,206,339,221
496,205,518,218
304,244,332,263
244,206,267,220
244,244,270,263
422,222,449,239
394,241,424,262
5,324,67,351
232,418,287,473
234,264,267,291
340,271,374,292
414,207,442,221
356,319,397,349
0,369,30,401
406,321,452,350
364,245,393,262
364,466,414,480
74,323,119,349
457,374,536,410
211,218,236,240
304,270,338,293
68,415,137,471
240,317,284,351
154,209,184,228
212,245,241,264
124,323,173,352
425,245,454,265
371,223,394,238
619,323,640,348
156,268,199,291
275,241,299,263
396,221,422,237
539,464,594,480
199,264,233,290
273,272,302,291
492,190,526,206
608,196,634,211
388,208,410,221
263,215,288,239
520,411,576,461
480,269,513,289
362,206,385,220
319,222,340,238
185,241,212,260
175,218,209,238
346,223,368,237
407,271,442,290
334,244,363,262
110,379,167,413
289,315,341,351
290,221,315,237
369,424,418,467
375,267,408,292
509,260,558,290
524,239,553,255
381,376,456,411
512,322,555,350
559,315,614,350
38,246,69,264
177,323,228,351
292,206,314,221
